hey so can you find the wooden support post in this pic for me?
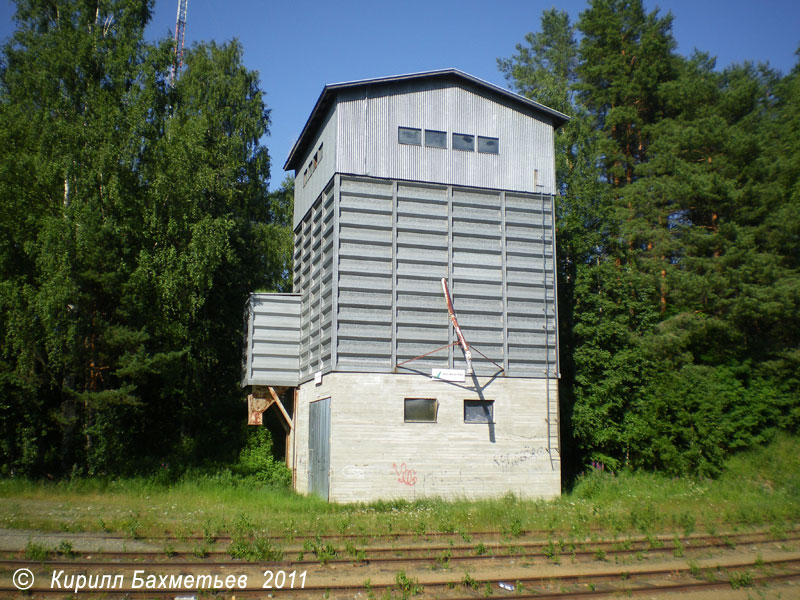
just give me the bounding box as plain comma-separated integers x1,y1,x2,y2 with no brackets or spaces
268,386,294,432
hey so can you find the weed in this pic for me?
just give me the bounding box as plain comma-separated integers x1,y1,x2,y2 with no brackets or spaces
672,536,684,558
499,516,524,540
24,540,50,562
593,548,606,561
364,578,375,600
722,536,736,549
769,521,788,541
729,571,754,590
629,501,656,533
413,520,427,537
97,517,109,532
515,580,525,593
202,518,218,544
437,547,452,567
754,553,765,568
462,571,479,590
459,530,472,543
56,540,77,558
164,544,177,558
394,570,422,598
122,511,141,539
474,542,488,556
192,543,209,558
228,534,283,561
437,519,455,534
345,540,366,562
302,535,337,565
543,539,560,563
620,571,630,581
483,581,493,597
231,512,255,537
679,512,696,536
646,534,663,549
687,561,702,578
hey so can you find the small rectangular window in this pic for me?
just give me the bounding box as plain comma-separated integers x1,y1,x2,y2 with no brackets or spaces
478,136,499,154
398,127,422,146
404,398,438,423
453,133,474,151
425,129,447,148
464,399,493,423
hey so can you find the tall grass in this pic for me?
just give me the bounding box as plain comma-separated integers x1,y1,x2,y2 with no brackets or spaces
1,433,797,537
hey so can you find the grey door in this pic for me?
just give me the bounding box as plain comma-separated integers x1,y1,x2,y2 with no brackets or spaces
308,397,331,500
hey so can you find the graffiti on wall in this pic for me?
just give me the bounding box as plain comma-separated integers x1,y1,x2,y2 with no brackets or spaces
392,462,418,486
493,446,557,471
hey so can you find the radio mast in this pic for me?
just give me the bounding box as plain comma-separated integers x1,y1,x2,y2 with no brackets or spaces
169,0,188,84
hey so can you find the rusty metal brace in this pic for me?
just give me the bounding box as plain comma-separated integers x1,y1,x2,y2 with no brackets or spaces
441,277,473,375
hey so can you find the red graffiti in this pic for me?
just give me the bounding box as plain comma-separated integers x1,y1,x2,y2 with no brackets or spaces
392,462,417,486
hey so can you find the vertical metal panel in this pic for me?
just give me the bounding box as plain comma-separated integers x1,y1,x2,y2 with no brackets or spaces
308,397,331,501
243,293,301,387
336,81,555,194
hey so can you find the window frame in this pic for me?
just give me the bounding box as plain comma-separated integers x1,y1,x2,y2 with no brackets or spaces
452,132,475,152
477,136,500,154
463,399,494,424
398,126,422,146
404,398,439,423
424,129,447,149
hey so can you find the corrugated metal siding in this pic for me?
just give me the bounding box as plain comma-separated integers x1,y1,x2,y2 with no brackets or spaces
295,181,336,380
336,82,555,194
327,176,557,379
293,104,338,230
242,293,301,387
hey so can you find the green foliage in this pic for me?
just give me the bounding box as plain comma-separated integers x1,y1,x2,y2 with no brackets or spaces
227,534,284,562
501,0,800,478
24,540,50,562
0,0,291,478
393,571,422,598
234,427,291,487
56,540,77,558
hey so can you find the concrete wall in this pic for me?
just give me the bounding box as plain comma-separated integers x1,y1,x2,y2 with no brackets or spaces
292,372,560,503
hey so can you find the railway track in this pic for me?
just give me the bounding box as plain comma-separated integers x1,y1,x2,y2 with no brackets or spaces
2,526,797,566
1,524,798,598
1,555,799,598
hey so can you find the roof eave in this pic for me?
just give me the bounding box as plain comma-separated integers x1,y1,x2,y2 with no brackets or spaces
284,69,570,172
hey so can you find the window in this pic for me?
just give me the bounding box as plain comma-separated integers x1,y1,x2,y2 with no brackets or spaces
404,398,438,423
425,129,447,149
452,133,475,151
398,127,422,146
478,136,499,154
464,400,494,423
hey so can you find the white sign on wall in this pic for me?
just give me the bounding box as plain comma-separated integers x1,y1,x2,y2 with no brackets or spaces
431,368,466,382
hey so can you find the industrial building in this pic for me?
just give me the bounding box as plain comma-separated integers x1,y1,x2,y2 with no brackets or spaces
242,69,568,502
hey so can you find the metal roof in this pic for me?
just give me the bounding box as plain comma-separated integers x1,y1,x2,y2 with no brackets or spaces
284,69,570,172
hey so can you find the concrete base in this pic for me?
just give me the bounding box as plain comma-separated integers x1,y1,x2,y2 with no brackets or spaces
290,372,560,503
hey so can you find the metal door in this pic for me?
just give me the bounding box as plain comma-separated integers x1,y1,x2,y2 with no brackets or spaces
308,397,331,500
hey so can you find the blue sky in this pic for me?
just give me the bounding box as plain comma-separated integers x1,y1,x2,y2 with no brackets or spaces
2,0,799,189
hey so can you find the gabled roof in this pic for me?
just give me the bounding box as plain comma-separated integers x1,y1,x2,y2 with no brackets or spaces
284,68,570,172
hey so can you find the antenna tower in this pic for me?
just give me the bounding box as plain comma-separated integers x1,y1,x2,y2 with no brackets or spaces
170,0,188,83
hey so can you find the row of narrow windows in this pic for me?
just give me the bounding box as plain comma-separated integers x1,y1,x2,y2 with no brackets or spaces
398,127,500,154
302,143,324,187
404,398,493,423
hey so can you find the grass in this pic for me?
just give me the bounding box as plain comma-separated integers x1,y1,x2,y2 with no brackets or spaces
1,433,798,538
